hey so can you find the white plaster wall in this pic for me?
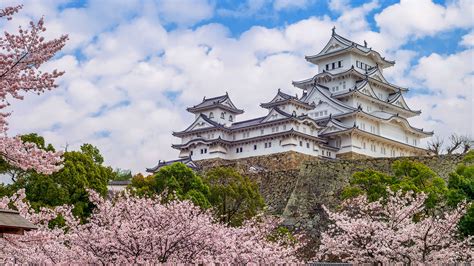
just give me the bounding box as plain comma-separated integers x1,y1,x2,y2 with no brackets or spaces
194,107,240,126
350,54,377,72
380,121,406,143
317,54,352,74
309,102,345,119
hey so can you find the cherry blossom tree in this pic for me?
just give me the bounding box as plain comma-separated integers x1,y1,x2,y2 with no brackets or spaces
317,191,473,263
0,189,301,264
0,5,66,174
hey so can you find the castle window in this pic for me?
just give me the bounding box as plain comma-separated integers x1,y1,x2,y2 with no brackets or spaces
190,151,193,156
200,148,208,154
405,136,409,143
264,143,267,148
306,142,310,148
235,147,243,153
260,129,264,135
220,112,225,119
209,112,214,118
229,115,233,122
283,125,287,130
299,141,303,146
362,142,366,149
254,144,257,150
370,125,376,133
332,62,335,69
326,64,329,70
338,61,342,68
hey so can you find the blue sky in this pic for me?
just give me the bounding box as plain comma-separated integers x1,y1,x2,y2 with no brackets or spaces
2,0,473,176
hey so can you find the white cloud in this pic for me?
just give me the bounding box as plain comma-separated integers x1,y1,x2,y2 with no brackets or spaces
273,0,314,11
406,49,474,141
156,0,214,26
375,0,473,50
461,31,474,47
217,0,271,18
3,1,473,176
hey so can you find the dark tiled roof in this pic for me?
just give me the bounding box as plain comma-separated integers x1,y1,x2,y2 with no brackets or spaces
108,180,131,186
186,93,244,114
0,209,37,231
293,66,407,93
172,129,328,149
305,30,395,67
320,127,430,152
333,109,432,136
230,116,266,129
260,89,315,109
146,157,199,173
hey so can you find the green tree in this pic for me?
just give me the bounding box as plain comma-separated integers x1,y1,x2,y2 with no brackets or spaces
131,163,211,209
447,150,474,235
342,159,448,209
79,143,104,164
204,167,265,226
111,168,132,181
2,141,114,220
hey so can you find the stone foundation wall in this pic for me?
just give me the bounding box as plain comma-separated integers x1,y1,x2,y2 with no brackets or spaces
282,154,464,236
195,152,316,213
195,151,465,254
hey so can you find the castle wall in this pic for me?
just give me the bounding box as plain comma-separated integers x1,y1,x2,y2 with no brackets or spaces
196,151,465,258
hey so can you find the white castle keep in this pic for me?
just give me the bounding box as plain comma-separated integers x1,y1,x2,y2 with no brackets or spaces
147,28,433,171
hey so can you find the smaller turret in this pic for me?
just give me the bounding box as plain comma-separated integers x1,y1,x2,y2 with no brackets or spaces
186,93,243,126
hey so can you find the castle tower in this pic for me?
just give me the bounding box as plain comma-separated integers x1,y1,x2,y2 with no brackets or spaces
292,27,433,158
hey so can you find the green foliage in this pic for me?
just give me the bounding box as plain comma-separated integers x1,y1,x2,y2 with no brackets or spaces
80,143,104,164
204,167,265,226
111,168,132,181
131,163,211,209
342,159,448,209
20,133,56,152
1,140,113,221
267,226,298,247
447,150,474,235
341,170,395,201
130,165,266,226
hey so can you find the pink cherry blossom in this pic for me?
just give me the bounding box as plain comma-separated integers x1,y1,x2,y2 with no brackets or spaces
0,5,66,174
317,190,474,263
0,189,301,264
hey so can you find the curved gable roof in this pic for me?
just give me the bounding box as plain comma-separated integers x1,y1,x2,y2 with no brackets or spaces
305,30,395,68
186,93,244,114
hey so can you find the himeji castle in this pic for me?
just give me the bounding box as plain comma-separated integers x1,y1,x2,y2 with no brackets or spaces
148,28,433,171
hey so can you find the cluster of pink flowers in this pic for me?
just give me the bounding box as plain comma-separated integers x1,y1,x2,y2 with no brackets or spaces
0,5,66,174
0,190,301,264
317,190,473,263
